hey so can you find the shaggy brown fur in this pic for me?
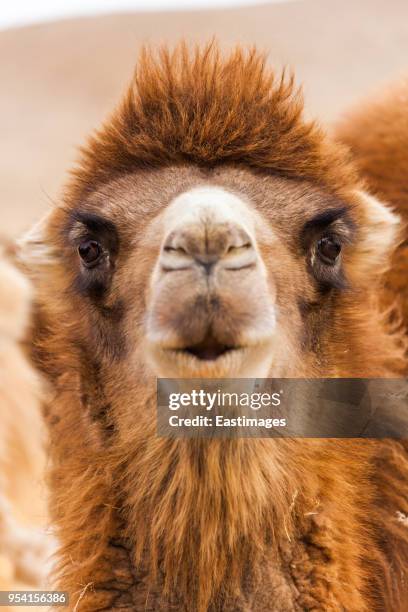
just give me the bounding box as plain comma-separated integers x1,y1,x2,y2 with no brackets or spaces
21,44,408,611
70,43,357,201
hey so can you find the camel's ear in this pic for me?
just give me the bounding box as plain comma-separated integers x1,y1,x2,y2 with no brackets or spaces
351,189,401,274
0,256,32,340
17,210,57,276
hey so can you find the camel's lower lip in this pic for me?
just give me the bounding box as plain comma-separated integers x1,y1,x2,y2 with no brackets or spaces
146,342,273,378
166,333,241,362
176,343,240,362
164,346,247,366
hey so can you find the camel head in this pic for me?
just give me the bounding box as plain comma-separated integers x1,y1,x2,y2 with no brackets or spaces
22,44,402,391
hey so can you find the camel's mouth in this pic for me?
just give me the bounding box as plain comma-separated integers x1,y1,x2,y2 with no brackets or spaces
179,334,239,361
147,334,274,378
146,312,275,377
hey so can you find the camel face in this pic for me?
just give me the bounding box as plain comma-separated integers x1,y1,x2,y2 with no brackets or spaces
56,163,363,381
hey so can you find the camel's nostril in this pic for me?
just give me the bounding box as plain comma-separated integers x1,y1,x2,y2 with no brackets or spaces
227,242,253,254
223,238,257,271
163,245,187,254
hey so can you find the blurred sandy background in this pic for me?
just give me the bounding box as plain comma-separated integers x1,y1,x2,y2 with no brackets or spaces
1,0,408,238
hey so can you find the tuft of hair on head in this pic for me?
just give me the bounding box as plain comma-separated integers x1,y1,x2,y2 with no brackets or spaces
68,40,358,202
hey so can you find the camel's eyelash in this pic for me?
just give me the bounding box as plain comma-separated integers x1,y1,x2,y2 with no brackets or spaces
68,211,120,255
303,206,354,234
304,206,350,229
300,206,355,251
72,211,116,234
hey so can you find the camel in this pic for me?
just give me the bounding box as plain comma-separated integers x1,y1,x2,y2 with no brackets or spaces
0,246,52,592
336,77,408,333
20,44,408,610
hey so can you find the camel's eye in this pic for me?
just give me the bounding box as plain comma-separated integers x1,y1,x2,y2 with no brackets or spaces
78,240,103,267
316,236,341,265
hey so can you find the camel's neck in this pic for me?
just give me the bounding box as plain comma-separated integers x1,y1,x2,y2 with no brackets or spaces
114,417,317,610
49,370,373,611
